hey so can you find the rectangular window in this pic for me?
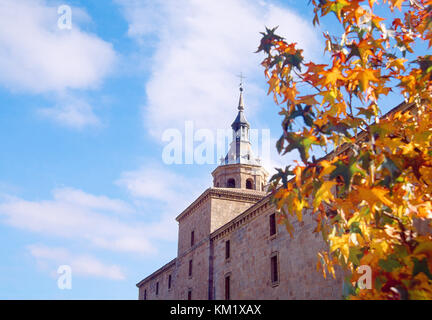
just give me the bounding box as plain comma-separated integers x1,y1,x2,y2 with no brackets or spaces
225,275,230,300
156,281,159,295
188,289,192,300
143,289,147,300
225,240,230,260
168,274,172,290
191,231,195,247
188,259,193,277
269,213,276,236
271,254,279,284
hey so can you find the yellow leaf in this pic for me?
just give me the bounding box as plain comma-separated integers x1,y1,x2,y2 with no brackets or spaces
297,94,319,105
319,160,337,178
387,58,407,71
357,186,394,209
330,234,350,261
414,240,432,256
320,66,345,87
389,0,404,11
314,181,337,209
320,88,339,105
347,68,380,91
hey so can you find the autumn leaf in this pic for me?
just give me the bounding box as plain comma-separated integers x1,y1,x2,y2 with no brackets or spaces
319,65,346,87
347,67,380,91
322,0,350,21
356,186,394,209
313,181,337,209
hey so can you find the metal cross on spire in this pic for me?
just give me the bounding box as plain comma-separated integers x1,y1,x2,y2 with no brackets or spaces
237,72,246,91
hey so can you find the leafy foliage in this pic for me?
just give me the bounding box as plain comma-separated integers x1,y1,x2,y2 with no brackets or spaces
258,0,432,299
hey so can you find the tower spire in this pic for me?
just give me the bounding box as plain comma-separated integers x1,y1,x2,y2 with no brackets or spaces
237,72,246,111
238,87,245,111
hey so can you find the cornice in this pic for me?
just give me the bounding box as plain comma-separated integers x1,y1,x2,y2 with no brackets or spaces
175,187,267,222
136,258,176,287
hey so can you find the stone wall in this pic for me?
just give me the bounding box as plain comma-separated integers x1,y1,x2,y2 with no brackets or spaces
137,259,176,300
210,193,263,233
211,199,343,300
175,240,210,300
177,194,212,257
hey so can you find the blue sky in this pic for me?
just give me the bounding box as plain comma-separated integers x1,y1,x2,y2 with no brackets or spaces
0,0,413,299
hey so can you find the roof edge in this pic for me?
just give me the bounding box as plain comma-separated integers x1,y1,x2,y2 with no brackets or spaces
175,187,267,222
136,258,177,287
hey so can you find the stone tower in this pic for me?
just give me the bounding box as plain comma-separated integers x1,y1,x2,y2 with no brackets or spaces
136,81,344,301
212,85,268,191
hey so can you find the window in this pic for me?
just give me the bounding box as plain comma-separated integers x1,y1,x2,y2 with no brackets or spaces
188,259,193,277
188,289,192,300
156,281,159,295
191,231,195,247
246,179,253,189
225,275,231,300
168,274,172,290
143,289,147,300
269,213,276,236
225,240,230,260
271,254,279,284
227,178,235,188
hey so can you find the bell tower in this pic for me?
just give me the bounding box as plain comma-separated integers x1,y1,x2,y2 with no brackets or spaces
212,83,268,191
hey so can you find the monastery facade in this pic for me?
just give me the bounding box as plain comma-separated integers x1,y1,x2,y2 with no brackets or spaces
136,86,343,300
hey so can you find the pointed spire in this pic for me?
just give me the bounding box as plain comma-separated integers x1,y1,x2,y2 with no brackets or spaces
231,85,249,131
237,72,246,111
238,86,244,111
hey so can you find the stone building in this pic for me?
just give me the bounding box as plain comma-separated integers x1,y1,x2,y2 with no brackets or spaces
136,86,342,300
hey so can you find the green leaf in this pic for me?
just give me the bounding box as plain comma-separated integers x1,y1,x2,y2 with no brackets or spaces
349,247,363,266
329,158,366,190
349,222,363,236
378,256,403,272
270,166,293,188
342,277,356,299
283,132,317,163
283,50,304,71
374,276,386,291
412,257,432,280
256,26,284,54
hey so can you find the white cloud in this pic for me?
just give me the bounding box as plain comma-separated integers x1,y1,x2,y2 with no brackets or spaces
117,163,209,241
117,0,319,138
0,0,116,128
0,188,155,255
38,96,101,129
0,164,207,255
0,0,116,93
117,164,205,203
28,244,126,280
52,187,133,213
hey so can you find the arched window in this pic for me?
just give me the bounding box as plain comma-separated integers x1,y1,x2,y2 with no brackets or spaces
227,179,235,188
246,179,253,190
